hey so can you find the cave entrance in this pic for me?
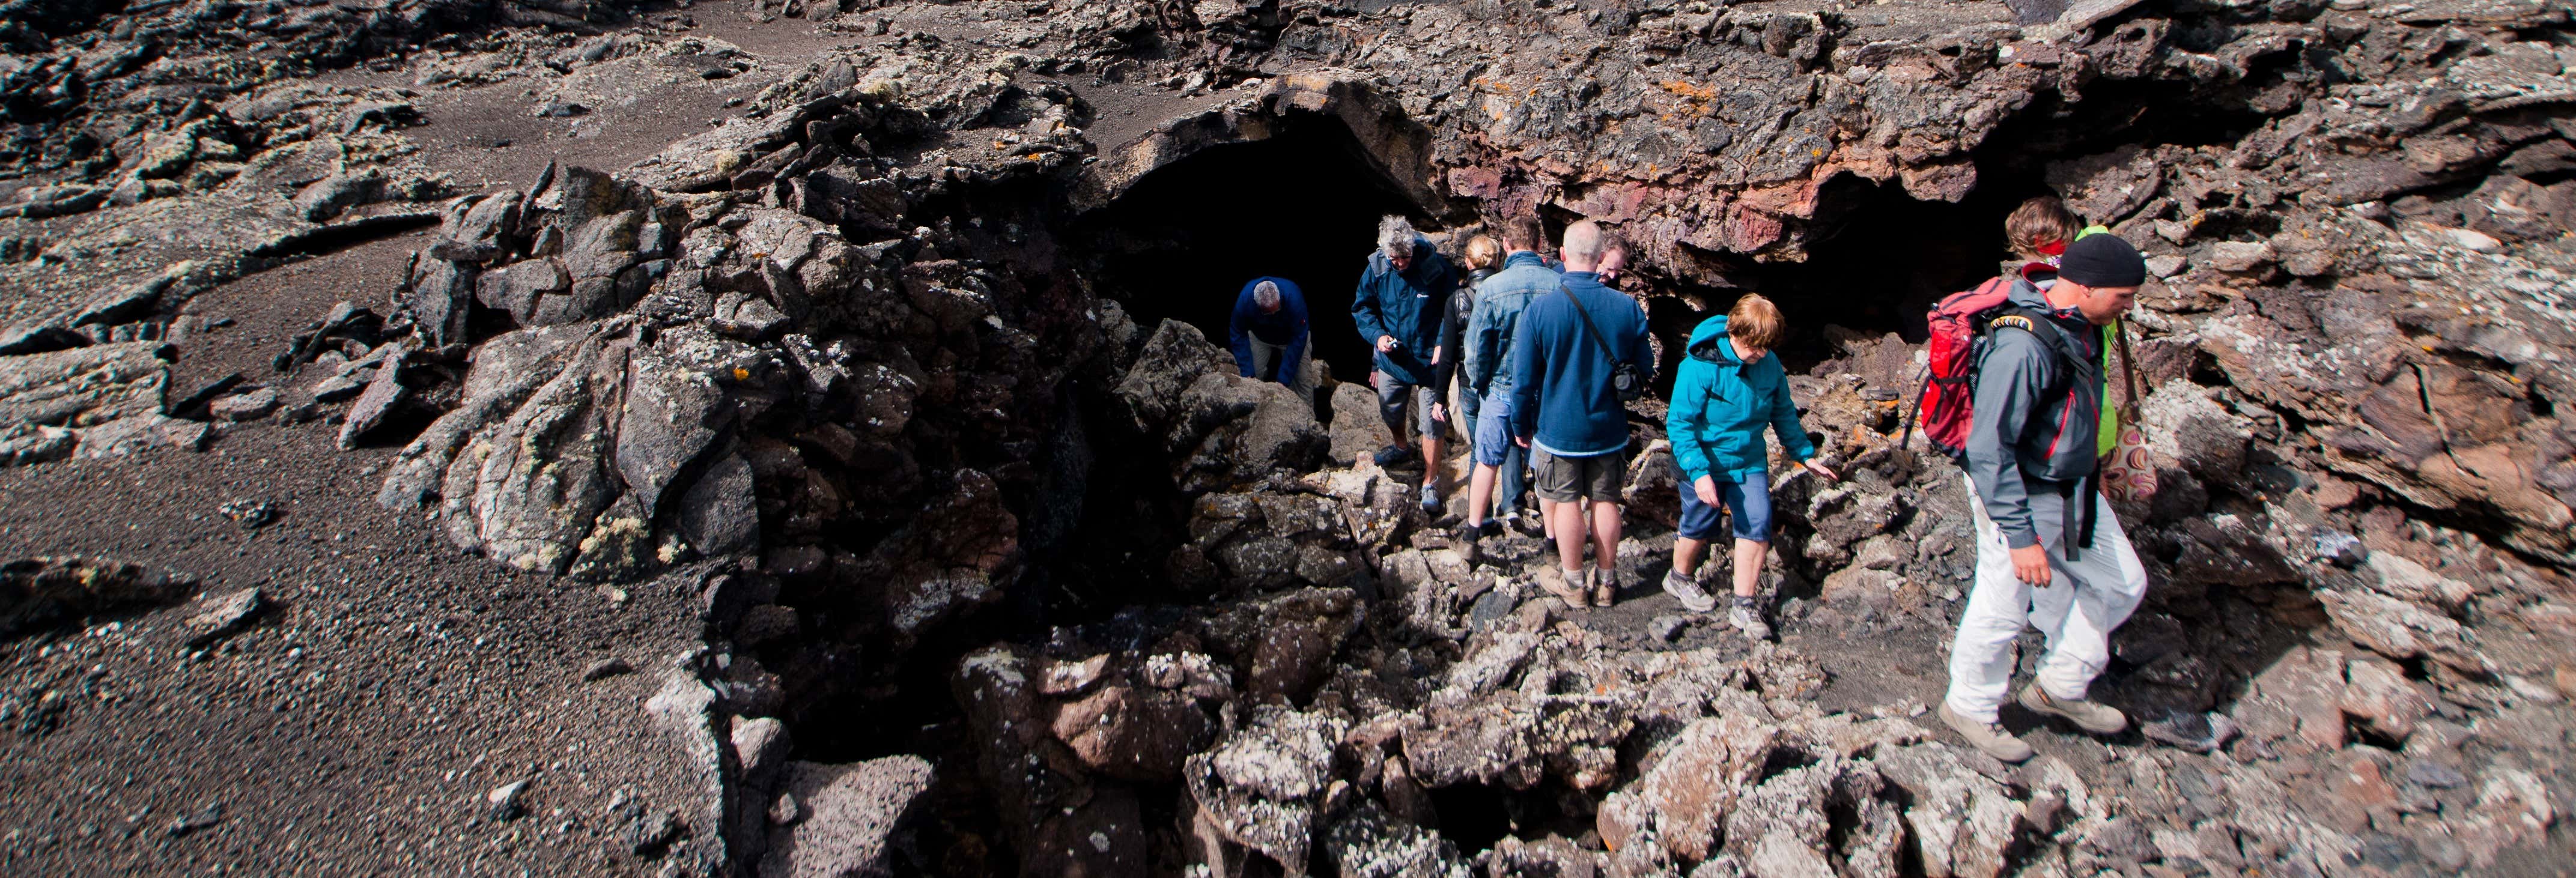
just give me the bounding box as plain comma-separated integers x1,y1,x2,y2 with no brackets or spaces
1736,172,2055,373
1080,114,1431,387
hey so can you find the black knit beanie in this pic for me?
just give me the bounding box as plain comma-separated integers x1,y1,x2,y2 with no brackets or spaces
2056,233,2146,288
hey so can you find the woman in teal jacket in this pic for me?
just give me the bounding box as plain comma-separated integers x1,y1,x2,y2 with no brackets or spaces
1663,294,1837,638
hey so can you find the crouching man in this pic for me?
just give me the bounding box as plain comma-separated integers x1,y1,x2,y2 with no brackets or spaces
1940,234,2152,763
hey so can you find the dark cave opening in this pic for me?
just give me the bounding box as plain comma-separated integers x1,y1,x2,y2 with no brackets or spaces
1081,114,1433,391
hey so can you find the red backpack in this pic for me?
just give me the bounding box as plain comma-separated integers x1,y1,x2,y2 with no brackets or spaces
1901,276,2027,458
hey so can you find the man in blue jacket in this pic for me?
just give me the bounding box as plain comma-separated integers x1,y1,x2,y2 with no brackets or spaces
1459,216,1556,538
1228,277,1310,394
1508,219,1653,608
1352,215,1459,513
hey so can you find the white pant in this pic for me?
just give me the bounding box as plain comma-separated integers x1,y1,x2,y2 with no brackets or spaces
1944,474,2148,723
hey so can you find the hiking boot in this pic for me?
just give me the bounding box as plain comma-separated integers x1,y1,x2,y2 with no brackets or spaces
1419,484,1441,514
1726,596,1770,640
2018,685,2128,736
1450,522,1482,549
1507,512,1545,537
1939,703,2035,764
1662,569,1716,613
1373,445,1418,467
1590,568,1617,607
1478,518,1505,539
1537,566,1588,610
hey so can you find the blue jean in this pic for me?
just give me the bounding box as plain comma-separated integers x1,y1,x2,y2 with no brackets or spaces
1472,389,1530,513
1678,470,1772,542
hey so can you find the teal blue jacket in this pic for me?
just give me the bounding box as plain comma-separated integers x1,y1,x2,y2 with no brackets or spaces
1665,315,1818,482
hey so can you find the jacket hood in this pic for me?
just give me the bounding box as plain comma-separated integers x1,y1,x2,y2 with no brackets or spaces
1687,315,1738,364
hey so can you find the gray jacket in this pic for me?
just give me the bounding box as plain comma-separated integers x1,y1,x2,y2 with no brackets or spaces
1964,278,2105,549
1464,251,1560,396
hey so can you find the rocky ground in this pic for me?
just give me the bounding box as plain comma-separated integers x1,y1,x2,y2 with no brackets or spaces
2,0,2575,876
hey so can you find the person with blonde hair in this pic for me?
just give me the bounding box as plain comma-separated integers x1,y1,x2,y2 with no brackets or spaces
1433,234,1504,468
1662,292,1837,637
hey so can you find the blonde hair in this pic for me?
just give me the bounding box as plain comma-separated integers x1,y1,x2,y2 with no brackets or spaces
1463,234,1502,270
1728,293,1785,351
2005,196,2083,260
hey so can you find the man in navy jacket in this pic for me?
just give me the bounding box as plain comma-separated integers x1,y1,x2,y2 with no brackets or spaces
1352,215,1459,513
1508,219,1653,608
1229,277,1310,394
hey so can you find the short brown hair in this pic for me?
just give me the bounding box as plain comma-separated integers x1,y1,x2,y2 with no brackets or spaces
1728,293,1785,351
1501,216,1546,253
1463,234,1502,270
2005,196,2083,260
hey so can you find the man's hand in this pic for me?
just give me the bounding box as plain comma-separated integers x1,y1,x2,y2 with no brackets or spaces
1802,459,1839,482
1514,435,1530,449
1429,345,1444,365
1376,335,1398,353
2010,544,2052,586
1429,403,1446,423
1694,475,1720,507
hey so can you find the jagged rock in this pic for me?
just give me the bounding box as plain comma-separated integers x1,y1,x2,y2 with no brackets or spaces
732,716,792,790
336,354,407,449
0,342,168,430
757,757,933,878
2341,656,2435,744
1323,801,1473,878
1597,711,1780,865
207,387,279,422
1874,743,2025,878
1186,706,1347,874
1048,683,1209,783
2318,589,2485,673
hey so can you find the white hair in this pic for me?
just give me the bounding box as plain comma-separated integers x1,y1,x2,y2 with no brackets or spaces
1561,219,1605,264
1253,280,1281,309
1377,215,1417,258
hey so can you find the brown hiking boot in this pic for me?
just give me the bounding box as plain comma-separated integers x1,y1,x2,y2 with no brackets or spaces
2018,685,2128,736
1590,567,1617,607
1537,566,1588,610
1939,703,2035,763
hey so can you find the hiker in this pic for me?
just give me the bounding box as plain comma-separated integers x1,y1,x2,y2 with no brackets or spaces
1352,215,1460,513
1597,235,1629,286
1662,293,1837,638
1938,232,2152,764
1434,235,1501,472
1459,217,1554,539
2006,196,2126,463
1508,219,1653,608
1227,277,1310,394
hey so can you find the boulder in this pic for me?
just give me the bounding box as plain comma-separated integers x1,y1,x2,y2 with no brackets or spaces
757,757,934,878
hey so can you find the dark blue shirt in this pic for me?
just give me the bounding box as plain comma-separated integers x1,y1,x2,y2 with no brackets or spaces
1229,276,1308,384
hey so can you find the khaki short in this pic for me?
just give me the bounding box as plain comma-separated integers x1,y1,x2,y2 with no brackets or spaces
1532,446,1626,503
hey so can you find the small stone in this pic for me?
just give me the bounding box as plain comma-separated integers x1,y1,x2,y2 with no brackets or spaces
183,589,265,646
582,657,633,682
207,387,279,422
1650,614,1687,643
768,791,801,825
166,803,222,837
2208,241,2277,273
2440,226,2502,253
628,810,681,855
2141,712,2239,753
219,499,278,530
2144,255,2187,278
310,374,363,402
2155,219,2192,243
485,780,530,822
2312,531,2368,568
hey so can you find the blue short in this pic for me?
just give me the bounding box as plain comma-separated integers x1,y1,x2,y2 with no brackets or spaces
1472,390,1516,467
1678,470,1772,542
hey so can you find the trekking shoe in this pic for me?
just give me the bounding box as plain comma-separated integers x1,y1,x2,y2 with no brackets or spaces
1373,445,1418,467
1590,568,1617,607
1507,512,1545,537
1939,703,2035,764
1450,522,1482,549
1478,518,1505,539
1662,569,1717,613
1726,596,1771,640
1538,566,1588,610
1419,484,1441,514
2018,685,2128,736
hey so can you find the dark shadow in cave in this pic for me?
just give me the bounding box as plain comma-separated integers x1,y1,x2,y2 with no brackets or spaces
1080,114,1433,390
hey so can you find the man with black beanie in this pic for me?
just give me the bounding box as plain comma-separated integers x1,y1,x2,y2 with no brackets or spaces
1938,232,2152,763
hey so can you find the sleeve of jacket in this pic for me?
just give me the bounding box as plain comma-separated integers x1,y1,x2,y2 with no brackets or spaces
1626,300,1657,386
1767,362,1819,462
1227,282,1258,378
1281,280,1310,380
1666,363,1712,481
1350,261,1388,346
1508,304,1542,439
1966,330,2051,548
1467,295,1501,395
1434,289,1469,392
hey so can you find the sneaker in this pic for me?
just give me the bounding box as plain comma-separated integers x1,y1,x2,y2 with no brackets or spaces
2017,685,2128,736
1726,596,1771,639
1662,569,1717,613
1538,566,1588,610
1450,522,1481,548
1419,484,1441,514
1939,703,2035,763
1591,568,1617,607
1478,518,1504,539
1373,445,1417,467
